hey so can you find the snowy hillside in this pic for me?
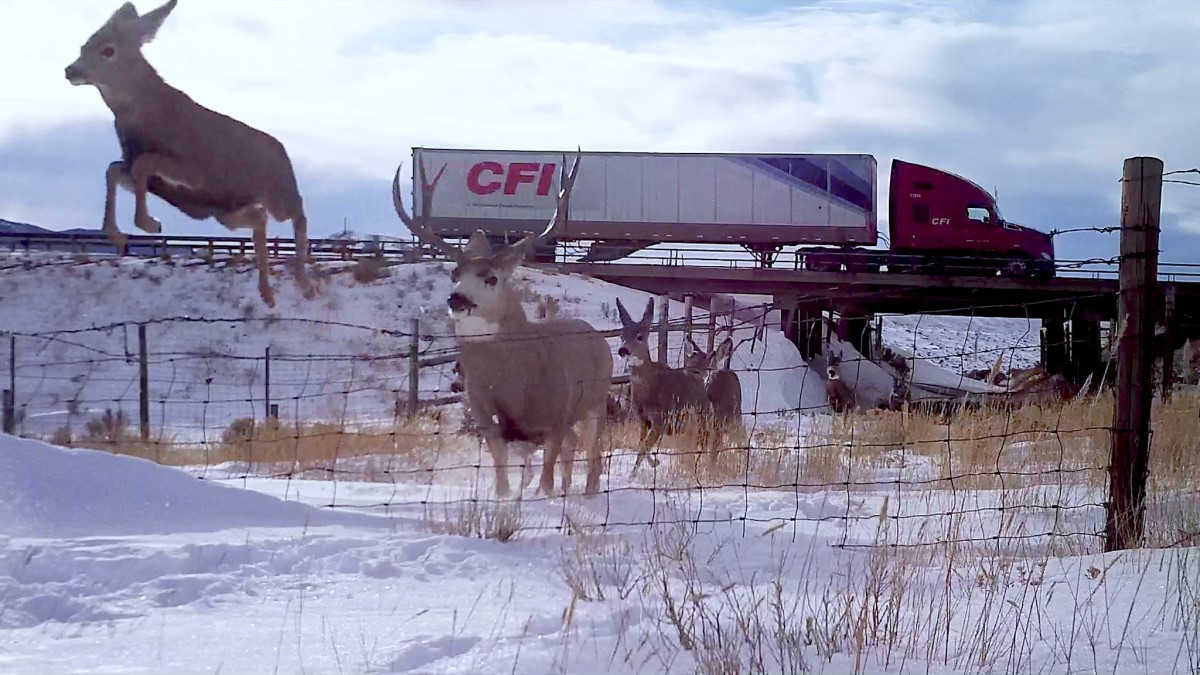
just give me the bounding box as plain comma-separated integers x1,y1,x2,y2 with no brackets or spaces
0,252,829,443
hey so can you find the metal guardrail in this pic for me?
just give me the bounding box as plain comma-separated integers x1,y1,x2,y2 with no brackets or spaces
3,230,1199,281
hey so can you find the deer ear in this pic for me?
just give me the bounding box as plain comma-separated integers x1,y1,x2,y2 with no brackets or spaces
641,298,655,325
104,2,139,29
615,297,632,327
716,337,733,363
462,230,492,259
135,0,177,44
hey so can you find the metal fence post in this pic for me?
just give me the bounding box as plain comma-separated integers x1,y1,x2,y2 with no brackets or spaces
265,346,273,420
3,334,14,434
408,318,420,417
138,325,150,442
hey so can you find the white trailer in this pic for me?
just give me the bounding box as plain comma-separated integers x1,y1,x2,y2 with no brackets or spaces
410,148,878,254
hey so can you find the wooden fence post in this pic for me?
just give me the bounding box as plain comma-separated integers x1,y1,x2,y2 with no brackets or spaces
138,324,150,442
408,318,420,417
657,295,669,365
1106,156,1163,552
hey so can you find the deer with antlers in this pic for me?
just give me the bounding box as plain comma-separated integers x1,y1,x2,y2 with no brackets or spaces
65,0,311,307
615,297,717,473
392,152,612,498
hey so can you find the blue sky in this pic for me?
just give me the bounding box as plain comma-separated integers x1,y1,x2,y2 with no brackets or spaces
1,0,1197,265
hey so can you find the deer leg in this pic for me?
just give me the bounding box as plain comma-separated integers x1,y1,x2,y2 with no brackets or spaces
126,156,168,235
482,430,513,498
539,431,564,497
557,426,582,496
288,211,316,300
103,161,130,255
631,421,663,474
215,205,275,307
515,442,537,492
575,417,604,496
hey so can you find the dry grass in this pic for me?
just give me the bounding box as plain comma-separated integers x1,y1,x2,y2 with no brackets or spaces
800,393,1121,491
350,255,391,284
49,408,475,481
421,494,540,542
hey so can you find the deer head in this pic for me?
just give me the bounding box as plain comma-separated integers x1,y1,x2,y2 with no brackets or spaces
65,1,177,89
392,151,580,342
615,297,655,367
826,351,843,381
684,335,734,376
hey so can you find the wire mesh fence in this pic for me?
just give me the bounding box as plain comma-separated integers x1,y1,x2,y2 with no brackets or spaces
3,289,1194,558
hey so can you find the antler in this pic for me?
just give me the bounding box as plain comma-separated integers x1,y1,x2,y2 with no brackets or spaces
513,148,583,254
392,160,461,261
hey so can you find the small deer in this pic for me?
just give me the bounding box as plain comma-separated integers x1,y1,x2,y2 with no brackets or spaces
684,335,744,437
393,152,613,498
615,297,714,472
65,0,311,307
824,352,858,413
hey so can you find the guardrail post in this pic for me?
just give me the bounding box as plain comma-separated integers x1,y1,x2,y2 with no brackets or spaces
1106,155,1163,552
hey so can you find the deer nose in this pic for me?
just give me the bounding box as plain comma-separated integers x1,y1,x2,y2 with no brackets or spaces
447,292,475,313
617,346,630,357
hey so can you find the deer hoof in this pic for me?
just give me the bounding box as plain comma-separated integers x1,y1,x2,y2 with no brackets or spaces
258,285,276,308
135,213,162,234
109,235,129,256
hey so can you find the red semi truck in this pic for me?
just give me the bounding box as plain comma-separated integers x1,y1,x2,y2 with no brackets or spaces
410,148,1054,277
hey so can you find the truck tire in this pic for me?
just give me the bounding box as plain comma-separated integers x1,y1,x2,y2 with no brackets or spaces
1000,254,1034,278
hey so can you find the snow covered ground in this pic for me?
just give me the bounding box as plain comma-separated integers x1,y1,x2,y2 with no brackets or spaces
4,433,1200,674
3,251,1198,674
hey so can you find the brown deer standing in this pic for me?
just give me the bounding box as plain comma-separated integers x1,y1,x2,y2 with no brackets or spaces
824,352,858,413
615,297,714,473
65,0,311,307
684,335,744,438
393,153,612,498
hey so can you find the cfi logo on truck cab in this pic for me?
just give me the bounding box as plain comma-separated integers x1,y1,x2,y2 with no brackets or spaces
467,161,559,196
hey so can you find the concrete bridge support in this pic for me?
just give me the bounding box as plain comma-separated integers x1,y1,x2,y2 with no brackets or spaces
1042,312,1068,379
837,307,874,360
1068,317,1104,386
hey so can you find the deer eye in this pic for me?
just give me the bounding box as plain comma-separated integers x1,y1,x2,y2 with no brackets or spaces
101,45,116,59
483,275,498,287
636,333,645,342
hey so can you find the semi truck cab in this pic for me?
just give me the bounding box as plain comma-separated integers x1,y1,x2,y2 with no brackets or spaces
888,160,1054,276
